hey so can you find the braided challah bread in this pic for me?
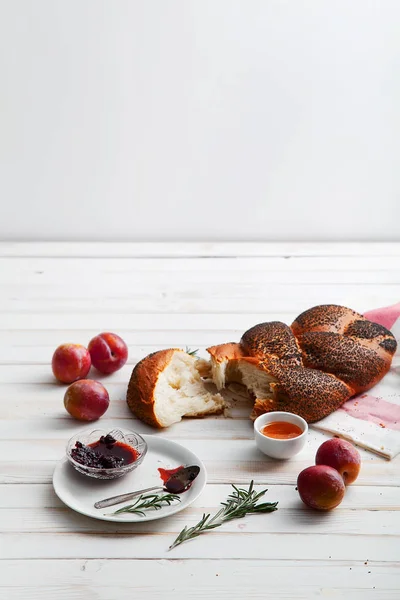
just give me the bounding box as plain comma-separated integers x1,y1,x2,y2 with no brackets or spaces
207,304,397,423
292,305,397,394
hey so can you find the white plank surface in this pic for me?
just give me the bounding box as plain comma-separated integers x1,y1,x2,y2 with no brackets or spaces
0,242,399,599
2,559,399,600
1,241,400,257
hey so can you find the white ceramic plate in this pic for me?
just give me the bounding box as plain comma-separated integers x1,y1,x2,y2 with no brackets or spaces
53,435,207,522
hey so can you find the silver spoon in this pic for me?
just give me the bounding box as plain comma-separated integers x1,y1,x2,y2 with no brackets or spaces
94,465,200,509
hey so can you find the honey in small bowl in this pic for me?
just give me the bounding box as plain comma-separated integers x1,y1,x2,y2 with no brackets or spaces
261,421,303,440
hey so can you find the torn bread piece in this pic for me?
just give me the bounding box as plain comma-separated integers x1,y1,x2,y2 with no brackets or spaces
127,349,225,428
206,343,246,390
207,343,277,401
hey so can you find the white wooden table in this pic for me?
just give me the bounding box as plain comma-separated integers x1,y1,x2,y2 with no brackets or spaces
1,242,399,599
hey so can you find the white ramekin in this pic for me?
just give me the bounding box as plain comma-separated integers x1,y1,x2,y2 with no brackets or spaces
254,411,308,459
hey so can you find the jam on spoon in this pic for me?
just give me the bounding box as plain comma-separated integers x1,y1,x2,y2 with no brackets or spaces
94,465,201,509
158,465,199,494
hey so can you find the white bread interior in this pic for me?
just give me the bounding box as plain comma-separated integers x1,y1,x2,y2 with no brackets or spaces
210,354,228,390
208,349,276,401
237,360,277,401
154,352,224,427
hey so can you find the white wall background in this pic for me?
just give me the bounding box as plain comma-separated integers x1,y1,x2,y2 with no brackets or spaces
0,0,399,241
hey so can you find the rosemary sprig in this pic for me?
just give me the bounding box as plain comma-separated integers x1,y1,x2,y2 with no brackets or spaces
186,346,199,358
112,493,181,516
169,481,278,550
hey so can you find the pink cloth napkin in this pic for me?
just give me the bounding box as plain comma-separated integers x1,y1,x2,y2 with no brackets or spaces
312,302,400,458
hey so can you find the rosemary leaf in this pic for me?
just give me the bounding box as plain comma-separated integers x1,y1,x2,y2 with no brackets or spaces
186,347,199,358
113,493,181,516
169,481,278,550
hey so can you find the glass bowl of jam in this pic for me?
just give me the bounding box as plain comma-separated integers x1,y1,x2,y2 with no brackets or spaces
66,428,148,479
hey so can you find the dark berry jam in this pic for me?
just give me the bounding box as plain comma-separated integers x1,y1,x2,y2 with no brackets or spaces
158,465,184,483
71,434,139,469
